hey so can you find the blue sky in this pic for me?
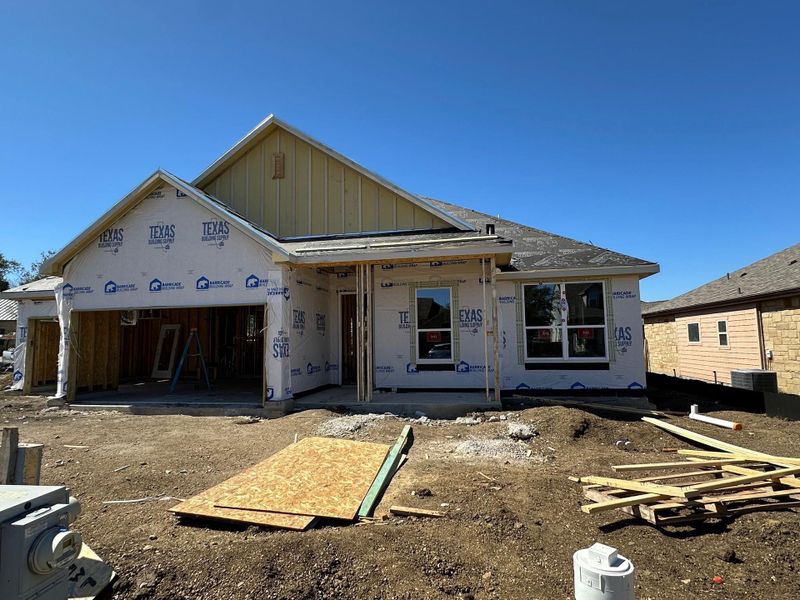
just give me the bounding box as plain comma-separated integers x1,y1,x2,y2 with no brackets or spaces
1,1,798,300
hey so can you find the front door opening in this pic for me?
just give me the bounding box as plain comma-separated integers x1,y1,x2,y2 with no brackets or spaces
341,294,357,385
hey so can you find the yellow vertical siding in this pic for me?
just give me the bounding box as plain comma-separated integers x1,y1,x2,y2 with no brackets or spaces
674,307,762,385
201,125,451,238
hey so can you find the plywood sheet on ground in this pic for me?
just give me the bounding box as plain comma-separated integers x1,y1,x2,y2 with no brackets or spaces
214,436,390,520
169,462,316,530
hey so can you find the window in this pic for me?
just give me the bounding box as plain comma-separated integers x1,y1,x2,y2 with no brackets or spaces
416,287,453,362
687,322,700,343
717,320,728,347
523,281,607,361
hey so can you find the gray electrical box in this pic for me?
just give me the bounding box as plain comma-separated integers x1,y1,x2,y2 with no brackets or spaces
0,485,82,600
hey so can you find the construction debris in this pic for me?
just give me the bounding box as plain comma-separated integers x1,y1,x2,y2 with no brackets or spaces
389,505,445,518
689,404,743,430
572,418,800,526
170,427,413,530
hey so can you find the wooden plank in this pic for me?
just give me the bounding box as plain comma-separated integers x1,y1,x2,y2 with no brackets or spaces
678,466,800,498
642,417,800,465
389,505,445,518
22,319,36,393
714,463,800,490
215,437,390,520
581,492,665,514
358,425,414,518
678,448,798,467
0,427,19,484
612,458,750,472
574,476,686,497
16,442,43,485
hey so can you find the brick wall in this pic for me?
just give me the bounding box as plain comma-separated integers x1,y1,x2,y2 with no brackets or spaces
761,295,800,395
644,316,679,376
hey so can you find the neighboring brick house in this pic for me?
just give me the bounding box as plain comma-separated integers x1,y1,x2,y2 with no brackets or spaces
643,243,800,395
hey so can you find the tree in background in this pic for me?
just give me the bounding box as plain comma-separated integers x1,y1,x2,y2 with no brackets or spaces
0,253,21,291
15,250,57,286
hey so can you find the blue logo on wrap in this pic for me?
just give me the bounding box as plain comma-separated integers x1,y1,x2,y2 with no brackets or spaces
266,387,275,400
307,362,321,375
406,363,418,374
570,381,587,390
150,279,162,292
13,370,23,382
149,278,183,293
456,360,470,373
516,383,531,390
105,281,117,294
245,275,290,299
196,276,210,290
628,381,644,390
325,362,338,372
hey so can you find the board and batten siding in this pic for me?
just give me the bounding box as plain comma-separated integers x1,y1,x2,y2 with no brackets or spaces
674,307,762,386
202,127,449,238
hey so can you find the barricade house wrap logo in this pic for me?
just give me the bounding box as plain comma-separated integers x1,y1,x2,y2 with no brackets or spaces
195,275,233,290
201,220,230,248
97,227,124,255
245,275,290,300
104,280,137,294
62,283,92,296
148,223,176,252
149,278,184,293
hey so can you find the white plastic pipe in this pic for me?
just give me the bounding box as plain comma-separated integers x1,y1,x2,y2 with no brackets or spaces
689,404,743,431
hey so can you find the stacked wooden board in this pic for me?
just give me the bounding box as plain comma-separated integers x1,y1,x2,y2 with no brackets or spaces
572,417,800,527
170,426,412,530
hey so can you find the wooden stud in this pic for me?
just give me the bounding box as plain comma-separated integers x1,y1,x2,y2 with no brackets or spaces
611,458,752,472
677,466,800,498
574,476,686,497
358,425,414,518
1,427,19,484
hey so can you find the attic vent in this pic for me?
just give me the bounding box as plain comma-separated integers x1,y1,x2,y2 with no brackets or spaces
791,259,798,266
740,272,747,277
271,152,285,179
486,223,496,235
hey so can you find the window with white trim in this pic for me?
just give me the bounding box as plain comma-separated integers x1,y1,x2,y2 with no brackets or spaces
523,282,607,361
416,287,453,362
717,320,728,347
687,322,700,343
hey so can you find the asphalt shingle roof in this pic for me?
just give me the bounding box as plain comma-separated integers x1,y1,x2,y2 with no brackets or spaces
642,243,800,316
425,198,656,272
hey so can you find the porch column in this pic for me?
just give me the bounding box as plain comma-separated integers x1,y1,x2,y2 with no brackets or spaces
490,256,501,402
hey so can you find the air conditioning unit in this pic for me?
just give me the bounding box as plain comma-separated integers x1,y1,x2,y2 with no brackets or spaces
0,485,82,599
731,369,778,393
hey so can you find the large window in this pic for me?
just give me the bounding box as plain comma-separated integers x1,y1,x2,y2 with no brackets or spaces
523,282,607,361
416,287,453,362
687,322,700,343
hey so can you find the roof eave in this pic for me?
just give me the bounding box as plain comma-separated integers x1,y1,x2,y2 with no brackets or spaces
289,242,512,265
497,263,660,280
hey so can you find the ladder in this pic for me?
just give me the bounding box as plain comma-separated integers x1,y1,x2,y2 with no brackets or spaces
169,328,212,393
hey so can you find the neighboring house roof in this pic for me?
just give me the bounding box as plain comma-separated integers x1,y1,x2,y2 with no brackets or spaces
426,198,658,276
192,114,474,232
0,276,62,300
643,243,800,316
640,300,667,313
0,298,17,321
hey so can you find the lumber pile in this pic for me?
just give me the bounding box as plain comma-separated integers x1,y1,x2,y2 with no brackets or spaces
170,425,413,530
572,417,800,526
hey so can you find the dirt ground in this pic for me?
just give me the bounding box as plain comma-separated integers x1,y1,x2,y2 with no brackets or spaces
3,392,800,600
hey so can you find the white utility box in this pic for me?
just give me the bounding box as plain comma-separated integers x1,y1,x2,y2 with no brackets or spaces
573,542,635,600
0,485,82,600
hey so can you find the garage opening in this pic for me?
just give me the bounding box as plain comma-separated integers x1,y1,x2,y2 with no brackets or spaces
71,305,266,404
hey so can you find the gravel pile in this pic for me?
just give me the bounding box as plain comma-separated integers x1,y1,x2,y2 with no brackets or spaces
507,422,537,441
453,438,534,462
316,413,386,437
